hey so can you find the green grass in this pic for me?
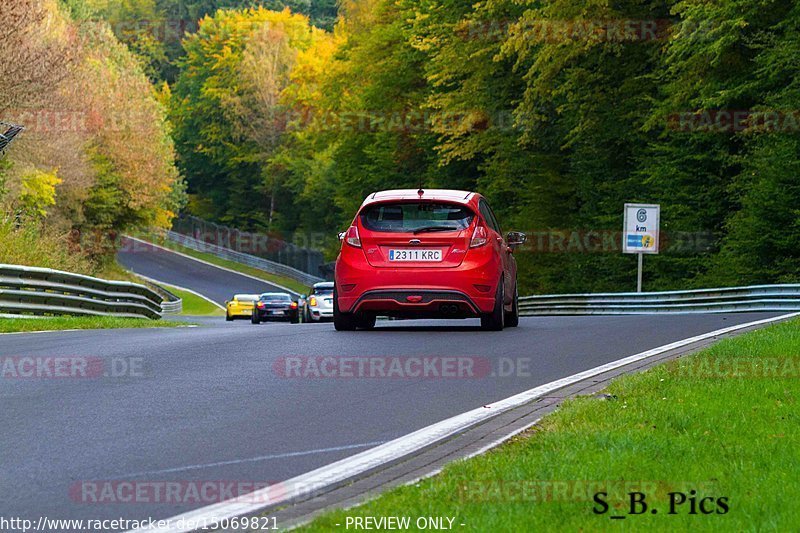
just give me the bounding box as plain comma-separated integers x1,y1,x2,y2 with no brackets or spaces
0,316,187,333
160,283,224,316
299,319,800,532
1,217,95,274
131,233,311,295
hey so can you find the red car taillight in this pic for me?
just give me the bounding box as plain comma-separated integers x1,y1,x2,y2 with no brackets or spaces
290,301,298,309
344,225,361,248
469,224,489,248
257,302,265,308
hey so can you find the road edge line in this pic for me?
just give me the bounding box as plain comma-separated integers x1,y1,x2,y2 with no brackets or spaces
128,312,799,533
123,235,300,296
131,273,226,311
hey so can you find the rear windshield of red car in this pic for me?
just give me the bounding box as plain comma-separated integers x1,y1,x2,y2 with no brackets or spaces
360,202,474,233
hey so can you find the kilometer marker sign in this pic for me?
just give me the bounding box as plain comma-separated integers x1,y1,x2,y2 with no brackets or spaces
623,203,660,254
623,203,660,292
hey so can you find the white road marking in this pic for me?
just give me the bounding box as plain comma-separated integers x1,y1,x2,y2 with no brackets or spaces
286,418,545,530
123,235,299,296
129,312,799,533
112,441,387,479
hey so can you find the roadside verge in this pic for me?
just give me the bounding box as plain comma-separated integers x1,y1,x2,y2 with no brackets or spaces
0,316,188,334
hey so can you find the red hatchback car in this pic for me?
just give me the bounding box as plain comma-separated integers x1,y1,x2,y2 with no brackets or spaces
334,189,526,331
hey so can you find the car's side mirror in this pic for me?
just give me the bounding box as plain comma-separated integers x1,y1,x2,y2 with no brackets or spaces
338,231,346,241
300,294,307,299
507,231,527,250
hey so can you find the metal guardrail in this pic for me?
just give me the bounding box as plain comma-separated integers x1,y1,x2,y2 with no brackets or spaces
519,284,800,315
171,215,327,279
0,264,163,319
0,121,24,155
164,231,324,289
144,281,183,315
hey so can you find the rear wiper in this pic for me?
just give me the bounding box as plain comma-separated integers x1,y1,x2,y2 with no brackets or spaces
413,226,458,234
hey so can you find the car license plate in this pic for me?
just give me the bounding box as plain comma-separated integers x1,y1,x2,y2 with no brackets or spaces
389,249,442,262
269,310,284,315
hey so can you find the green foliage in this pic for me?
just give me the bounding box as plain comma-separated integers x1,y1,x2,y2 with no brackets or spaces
19,169,62,218
56,0,785,293
3,1,184,269
0,159,11,201
170,7,317,230
0,216,93,273
708,3,800,284
74,0,339,82
164,0,800,293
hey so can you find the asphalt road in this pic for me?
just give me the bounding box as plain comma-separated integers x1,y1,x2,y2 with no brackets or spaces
117,237,298,303
1,312,782,528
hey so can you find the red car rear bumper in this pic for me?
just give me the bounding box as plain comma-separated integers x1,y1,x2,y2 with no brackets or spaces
335,252,501,315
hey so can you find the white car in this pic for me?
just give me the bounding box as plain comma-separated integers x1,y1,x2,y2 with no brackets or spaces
304,282,334,321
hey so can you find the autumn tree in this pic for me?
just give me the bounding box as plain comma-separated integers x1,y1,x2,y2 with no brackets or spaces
1,0,184,266
170,7,315,229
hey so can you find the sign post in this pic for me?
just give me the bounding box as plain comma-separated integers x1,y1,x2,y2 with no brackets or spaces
623,203,660,292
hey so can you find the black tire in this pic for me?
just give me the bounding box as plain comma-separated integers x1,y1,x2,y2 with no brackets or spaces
226,312,233,322
290,314,299,324
505,280,519,328
251,312,261,325
358,314,377,330
333,285,359,331
481,279,505,331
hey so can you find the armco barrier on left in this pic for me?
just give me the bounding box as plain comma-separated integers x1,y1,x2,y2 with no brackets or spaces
0,264,163,319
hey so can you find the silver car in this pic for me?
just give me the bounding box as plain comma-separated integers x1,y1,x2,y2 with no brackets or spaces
304,282,334,322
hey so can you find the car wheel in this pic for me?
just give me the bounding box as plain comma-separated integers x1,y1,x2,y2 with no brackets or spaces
290,315,299,324
505,280,519,328
481,279,505,331
333,285,359,331
251,312,260,325
358,314,377,330
226,313,233,322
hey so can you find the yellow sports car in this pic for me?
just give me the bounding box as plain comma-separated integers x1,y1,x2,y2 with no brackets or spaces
225,294,259,321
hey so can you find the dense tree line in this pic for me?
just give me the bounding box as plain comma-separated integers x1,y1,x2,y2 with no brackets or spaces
167,0,800,293
0,0,183,268
5,0,797,291
65,0,338,82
